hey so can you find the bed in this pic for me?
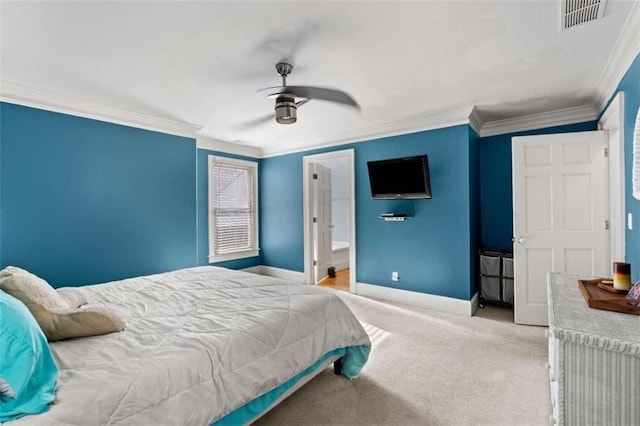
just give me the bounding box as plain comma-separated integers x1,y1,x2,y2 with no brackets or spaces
2,266,371,425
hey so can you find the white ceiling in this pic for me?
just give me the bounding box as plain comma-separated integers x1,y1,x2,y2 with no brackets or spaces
0,1,636,154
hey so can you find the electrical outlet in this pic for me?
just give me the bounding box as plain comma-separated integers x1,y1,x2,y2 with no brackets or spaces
391,271,399,281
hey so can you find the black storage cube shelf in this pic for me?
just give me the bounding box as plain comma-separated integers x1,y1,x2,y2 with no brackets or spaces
479,251,513,307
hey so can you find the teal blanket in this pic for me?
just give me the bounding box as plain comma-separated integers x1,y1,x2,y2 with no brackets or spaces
214,344,370,426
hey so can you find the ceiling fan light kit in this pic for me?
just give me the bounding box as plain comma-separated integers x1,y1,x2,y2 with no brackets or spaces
275,95,297,124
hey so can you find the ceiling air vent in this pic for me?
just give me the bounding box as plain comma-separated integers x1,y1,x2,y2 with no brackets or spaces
562,0,608,30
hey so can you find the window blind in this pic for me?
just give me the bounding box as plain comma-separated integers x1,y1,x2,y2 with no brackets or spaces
211,159,256,255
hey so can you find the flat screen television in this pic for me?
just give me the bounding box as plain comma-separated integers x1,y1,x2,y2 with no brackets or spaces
367,155,432,199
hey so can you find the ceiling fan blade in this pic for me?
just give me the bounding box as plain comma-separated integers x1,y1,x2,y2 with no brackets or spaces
257,86,289,97
290,86,360,109
258,86,360,110
233,113,274,130
296,99,310,107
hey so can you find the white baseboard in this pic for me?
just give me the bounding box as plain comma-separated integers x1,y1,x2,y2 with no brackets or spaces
356,282,478,317
332,259,350,271
242,266,478,316
241,265,306,283
241,265,263,275
470,291,479,315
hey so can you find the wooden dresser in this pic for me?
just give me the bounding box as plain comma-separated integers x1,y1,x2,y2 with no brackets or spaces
547,273,640,425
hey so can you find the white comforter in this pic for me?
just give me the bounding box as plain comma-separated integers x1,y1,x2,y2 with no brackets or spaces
15,266,370,425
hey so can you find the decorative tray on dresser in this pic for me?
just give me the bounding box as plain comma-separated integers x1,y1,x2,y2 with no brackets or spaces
577,278,640,314
547,273,640,426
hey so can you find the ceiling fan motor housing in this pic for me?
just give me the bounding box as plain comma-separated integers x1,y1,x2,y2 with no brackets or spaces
275,95,297,124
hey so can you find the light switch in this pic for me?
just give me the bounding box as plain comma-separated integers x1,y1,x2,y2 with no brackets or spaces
628,213,633,230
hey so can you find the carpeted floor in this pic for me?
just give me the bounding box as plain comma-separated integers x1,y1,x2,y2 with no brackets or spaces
254,290,551,425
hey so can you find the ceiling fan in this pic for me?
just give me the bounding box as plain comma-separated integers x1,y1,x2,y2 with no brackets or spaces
254,62,360,125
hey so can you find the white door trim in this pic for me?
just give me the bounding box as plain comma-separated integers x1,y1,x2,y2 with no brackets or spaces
599,91,625,263
303,149,356,292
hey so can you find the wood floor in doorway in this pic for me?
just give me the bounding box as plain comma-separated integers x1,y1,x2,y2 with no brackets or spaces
318,268,349,292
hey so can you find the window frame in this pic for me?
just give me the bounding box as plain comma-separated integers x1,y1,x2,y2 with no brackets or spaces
633,106,640,200
208,155,259,263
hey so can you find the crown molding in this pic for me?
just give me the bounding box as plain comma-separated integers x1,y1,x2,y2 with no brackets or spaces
592,0,640,114
196,136,262,159
468,106,484,136
479,105,598,138
0,81,202,138
260,105,475,158
1,77,601,153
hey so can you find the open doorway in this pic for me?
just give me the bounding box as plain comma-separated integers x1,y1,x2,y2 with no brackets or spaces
303,149,356,293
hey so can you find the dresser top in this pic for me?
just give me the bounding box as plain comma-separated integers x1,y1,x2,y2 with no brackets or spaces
547,273,640,356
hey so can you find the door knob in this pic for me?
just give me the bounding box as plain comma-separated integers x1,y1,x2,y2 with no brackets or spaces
518,237,526,244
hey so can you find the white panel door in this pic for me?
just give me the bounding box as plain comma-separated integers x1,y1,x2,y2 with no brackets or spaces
314,164,332,283
512,131,608,326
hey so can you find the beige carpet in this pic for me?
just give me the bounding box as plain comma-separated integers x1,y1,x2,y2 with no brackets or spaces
254,290,551,426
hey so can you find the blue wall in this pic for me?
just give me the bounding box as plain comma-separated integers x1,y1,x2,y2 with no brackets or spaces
261,125,477,300
260,153,307,272
1,54,635,296
196,148,262,270
478,121,598,252
603,54,640,280
0,103,198,287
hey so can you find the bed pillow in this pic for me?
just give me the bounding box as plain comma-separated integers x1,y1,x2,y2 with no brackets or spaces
0,267,68,312
0,267,125,342
0,290,58,422
56,287,87,308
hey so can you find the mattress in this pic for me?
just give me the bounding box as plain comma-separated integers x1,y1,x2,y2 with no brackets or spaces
13,266,370,425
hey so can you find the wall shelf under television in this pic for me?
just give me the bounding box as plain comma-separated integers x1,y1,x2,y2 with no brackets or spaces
380,214,411,222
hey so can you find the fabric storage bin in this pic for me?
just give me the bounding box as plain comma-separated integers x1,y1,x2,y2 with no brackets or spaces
480,253,501,277
481,276,501,302
502,256,514,304
502,278,514,305
503,256,513,279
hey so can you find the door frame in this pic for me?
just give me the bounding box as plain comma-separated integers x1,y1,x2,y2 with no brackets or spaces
599,91,625,264
303,149,356,292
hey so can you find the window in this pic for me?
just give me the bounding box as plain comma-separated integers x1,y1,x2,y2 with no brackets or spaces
634,106,640,200
208,156,259,262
